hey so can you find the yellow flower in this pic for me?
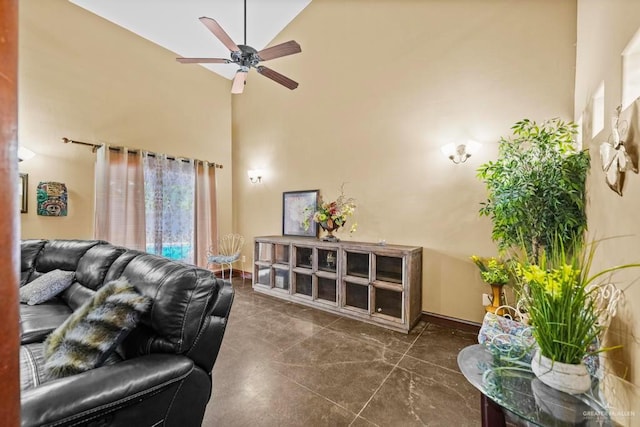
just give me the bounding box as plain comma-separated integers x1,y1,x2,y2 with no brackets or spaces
543,275,562,298
559,264,580,283
522,264,546,284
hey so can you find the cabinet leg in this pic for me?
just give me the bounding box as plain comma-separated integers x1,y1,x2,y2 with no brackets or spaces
481,394,505,427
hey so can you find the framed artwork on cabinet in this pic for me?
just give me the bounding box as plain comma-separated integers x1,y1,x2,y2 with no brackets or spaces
282,190,318,237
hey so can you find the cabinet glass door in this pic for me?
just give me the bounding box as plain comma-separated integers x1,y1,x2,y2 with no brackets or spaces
274,244,290,264
256,243,272,262
294,272,312,296
374,288,402,319
346,251,369,279
274,268,290,290
345,281,368,311
317,249,338,273
256,266,271,287
295,246,313,269
376,256,403,284
317,277,337,303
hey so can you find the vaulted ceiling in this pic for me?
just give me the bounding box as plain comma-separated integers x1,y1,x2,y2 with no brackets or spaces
70,0,311,79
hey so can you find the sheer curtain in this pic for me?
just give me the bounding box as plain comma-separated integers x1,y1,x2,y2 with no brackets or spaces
194,161,218,268
94,146,146,251
144,154,195,263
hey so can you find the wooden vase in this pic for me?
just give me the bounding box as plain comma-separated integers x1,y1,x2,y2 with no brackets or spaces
485,283,506,315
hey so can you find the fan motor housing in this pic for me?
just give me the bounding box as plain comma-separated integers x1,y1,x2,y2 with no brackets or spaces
233,45,260,68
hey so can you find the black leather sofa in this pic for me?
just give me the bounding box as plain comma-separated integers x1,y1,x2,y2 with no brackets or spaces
19,239,234,427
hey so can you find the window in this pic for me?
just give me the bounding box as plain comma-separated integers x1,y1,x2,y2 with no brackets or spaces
592,82,605,138
94,146,218,267
144,155,195,263
576,115,583,149
622,27,640,109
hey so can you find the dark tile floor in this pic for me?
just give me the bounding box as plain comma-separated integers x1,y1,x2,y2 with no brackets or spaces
203,278,481,426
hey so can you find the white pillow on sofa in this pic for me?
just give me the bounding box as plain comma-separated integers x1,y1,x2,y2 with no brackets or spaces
19,269,75,305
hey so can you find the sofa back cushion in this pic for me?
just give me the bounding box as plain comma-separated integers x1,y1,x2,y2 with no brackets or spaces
115,253,221,357
20,239,47,286
30,240,105,281
62,244,128,311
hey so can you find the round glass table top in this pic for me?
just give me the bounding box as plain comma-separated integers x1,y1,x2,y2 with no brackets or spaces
458,344,640,427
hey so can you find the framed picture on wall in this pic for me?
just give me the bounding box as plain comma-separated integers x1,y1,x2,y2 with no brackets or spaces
282,190,319,237
19,173,27,213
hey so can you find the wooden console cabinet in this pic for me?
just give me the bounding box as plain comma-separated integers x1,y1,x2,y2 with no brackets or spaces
253,236,422,333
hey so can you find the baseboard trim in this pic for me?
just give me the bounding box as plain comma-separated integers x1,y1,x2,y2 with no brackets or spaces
238,270,252,280
422,311,481,333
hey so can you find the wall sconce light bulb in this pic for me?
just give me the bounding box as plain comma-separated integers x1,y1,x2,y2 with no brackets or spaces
440,141,481,164
247,169,263,183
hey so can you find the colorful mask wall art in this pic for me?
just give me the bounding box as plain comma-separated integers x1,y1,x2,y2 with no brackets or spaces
37,181,68,216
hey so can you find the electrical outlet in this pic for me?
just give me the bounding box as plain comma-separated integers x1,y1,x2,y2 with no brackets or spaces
482,293,492,306
241,255,246,263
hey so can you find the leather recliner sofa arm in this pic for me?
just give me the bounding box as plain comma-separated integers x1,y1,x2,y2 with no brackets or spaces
21,354,208,427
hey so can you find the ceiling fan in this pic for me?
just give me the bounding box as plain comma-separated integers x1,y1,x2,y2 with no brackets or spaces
176,1,301,94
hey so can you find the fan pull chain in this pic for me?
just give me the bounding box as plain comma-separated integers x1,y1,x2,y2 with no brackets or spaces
244,0,247,45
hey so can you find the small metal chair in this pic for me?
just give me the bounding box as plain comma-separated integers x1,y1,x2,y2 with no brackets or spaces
206,234,245,283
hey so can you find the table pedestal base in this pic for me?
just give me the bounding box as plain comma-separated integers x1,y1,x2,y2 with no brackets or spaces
481,394,505,427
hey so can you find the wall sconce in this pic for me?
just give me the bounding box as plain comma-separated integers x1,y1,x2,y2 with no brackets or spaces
440,140,481,164
18,146,36,162
247,169,263,183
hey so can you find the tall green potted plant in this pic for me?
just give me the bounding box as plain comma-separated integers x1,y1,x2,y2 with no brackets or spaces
477,118,590,262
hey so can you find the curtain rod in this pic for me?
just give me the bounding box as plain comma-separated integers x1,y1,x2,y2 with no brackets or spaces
62,137,224,169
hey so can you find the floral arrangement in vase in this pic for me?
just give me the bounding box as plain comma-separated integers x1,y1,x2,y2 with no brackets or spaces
471,256,510,285
515,239,640,394
471,256,510,314
303,185,356,241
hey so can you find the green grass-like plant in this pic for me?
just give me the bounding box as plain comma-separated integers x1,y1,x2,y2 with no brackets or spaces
516,239,640,365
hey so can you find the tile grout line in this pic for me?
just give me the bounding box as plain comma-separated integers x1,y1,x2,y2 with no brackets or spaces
322,325,423,358
349,322,430,426
399,352,468,376
260,314,367,423
263,363,361,421
276,316,342,355
236,280,439,425
269,318,426,426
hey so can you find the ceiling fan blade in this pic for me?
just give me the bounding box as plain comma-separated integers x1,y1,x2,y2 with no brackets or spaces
256,66,299,90
176,57,231,64
231,70,248,94
257,40,302,61
199,17,240,52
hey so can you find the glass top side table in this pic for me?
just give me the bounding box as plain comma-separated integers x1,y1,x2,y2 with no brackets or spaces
457,344,640,427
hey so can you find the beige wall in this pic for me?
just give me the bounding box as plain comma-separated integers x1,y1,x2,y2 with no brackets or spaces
18,0,233,240
575,0,640,385
233,0,577,322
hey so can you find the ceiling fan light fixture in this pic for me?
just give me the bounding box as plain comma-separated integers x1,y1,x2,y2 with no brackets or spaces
232,70,248,94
